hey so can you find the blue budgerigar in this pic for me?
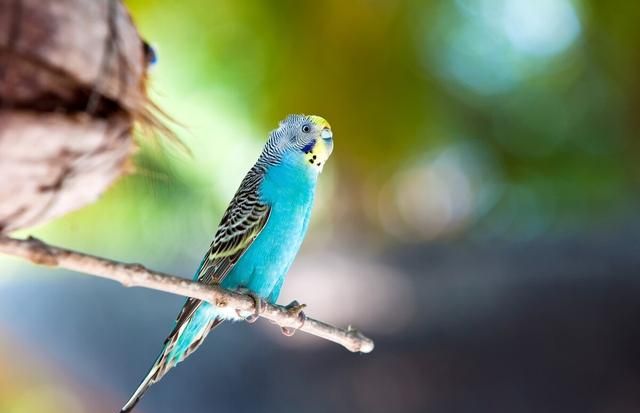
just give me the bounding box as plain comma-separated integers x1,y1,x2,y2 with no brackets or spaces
120,114,334,412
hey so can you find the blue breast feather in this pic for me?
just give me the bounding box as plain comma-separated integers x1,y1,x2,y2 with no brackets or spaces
167,153,318,361
221,152,318,303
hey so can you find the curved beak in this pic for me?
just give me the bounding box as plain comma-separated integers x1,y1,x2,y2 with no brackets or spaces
320,127,334,156
321,127,333,141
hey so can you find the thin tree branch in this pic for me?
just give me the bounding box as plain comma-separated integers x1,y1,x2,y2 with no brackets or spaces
0,235,375,353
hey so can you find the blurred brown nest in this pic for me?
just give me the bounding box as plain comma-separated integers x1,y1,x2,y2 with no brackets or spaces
0,0,183,233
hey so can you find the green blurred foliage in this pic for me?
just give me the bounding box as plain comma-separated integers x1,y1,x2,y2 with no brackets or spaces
3,2,640,409
26,0,640,256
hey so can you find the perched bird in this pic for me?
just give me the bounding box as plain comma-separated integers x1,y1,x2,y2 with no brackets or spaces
120,114,334,412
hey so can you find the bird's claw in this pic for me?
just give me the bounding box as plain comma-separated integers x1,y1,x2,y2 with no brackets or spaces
281,300,306,336
235,288,264,323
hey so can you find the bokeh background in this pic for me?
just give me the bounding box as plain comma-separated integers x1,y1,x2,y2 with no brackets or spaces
2,0,640,412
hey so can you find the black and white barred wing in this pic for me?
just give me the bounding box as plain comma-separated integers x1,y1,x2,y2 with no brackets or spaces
175,166,271,326
198,191,271,284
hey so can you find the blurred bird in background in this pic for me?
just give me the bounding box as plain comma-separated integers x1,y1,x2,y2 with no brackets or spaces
120,114,334,412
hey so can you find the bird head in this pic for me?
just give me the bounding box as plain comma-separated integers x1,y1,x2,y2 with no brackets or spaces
263,114,334,173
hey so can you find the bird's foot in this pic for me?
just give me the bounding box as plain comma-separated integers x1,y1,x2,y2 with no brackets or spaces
235,288,264,323
281,300,307,337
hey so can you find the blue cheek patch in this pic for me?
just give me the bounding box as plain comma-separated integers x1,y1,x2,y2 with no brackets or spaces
301,140,316,154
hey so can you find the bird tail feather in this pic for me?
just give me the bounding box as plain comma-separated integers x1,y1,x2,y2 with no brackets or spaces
120,356,162,413
120,303,222,412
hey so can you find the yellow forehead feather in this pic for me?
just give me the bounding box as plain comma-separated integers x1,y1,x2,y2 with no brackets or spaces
308,115,331,130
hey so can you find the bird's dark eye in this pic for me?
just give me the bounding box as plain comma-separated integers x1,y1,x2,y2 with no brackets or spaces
301,124,311,133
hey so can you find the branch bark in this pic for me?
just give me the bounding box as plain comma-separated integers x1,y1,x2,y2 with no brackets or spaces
0,234,375,353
